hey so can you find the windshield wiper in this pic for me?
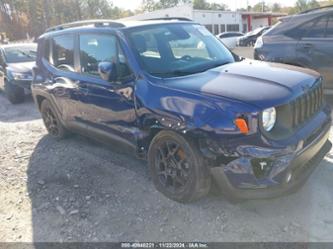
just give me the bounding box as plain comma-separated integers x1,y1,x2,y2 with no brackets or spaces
200,61,231,72
151,70,195,77
151,61,231,78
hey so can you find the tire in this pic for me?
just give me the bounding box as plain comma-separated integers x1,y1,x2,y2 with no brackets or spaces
5,80,24,104
40,99,68,139
148,131,211,203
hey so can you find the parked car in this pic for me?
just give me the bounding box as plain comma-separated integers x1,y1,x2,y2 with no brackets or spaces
0,43,37,103
238,26,270,46
254,6,333,91
32,19,331,202
216,32,244,50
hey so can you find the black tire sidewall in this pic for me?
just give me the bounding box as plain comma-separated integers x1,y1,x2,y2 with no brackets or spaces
40,99,67,139
148,131,211,203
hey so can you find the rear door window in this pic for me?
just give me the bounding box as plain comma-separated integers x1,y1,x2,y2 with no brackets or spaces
51,34,75,71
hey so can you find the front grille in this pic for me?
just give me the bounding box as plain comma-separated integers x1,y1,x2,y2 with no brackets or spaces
291,80,323,128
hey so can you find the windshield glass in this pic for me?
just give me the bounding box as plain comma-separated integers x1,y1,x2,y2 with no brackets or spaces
4,45,37,63
126,24,235,78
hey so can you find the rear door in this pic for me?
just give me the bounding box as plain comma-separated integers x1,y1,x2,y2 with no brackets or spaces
296,14,333,89
46,34,82,123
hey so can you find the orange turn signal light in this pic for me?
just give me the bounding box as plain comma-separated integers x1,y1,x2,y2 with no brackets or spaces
235,118,249,134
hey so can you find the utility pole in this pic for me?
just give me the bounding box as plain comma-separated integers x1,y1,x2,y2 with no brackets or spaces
262,1,265,12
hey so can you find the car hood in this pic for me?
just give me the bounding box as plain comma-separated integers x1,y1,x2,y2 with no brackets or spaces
6,61,35,74
162,60,320,109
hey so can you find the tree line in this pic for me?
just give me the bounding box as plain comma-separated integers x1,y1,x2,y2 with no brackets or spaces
0,0,332,40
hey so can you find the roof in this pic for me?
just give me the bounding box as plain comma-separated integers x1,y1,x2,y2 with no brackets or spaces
279,7,333,22
39,18,197,39
45,18,195,32
118,19,195,28
192,9,287,17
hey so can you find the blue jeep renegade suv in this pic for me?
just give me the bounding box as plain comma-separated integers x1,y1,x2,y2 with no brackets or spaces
32,19,332,202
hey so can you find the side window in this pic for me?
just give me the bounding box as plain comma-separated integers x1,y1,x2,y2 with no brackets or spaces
287,20,315,39
326,15,333,38
51,35,74,71
79,34,132,83
307,16,328,38
291,16,328,39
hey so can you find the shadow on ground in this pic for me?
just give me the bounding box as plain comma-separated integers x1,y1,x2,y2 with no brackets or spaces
26,132,333,242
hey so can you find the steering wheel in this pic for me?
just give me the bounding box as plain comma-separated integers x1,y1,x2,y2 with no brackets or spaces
57,64,75,72
180,55,192,61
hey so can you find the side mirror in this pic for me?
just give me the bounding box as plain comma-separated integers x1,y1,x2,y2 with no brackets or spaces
98,61,115,82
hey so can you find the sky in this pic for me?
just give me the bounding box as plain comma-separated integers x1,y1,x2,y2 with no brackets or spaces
111,0,298,11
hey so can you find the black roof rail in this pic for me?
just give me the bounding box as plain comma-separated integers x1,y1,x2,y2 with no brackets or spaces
45,19,125,32
143,17,193,22
300,5,333,14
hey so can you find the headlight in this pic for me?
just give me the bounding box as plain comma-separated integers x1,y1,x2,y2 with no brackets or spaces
262,107,276,132
254,36,263,48
10,72,32,81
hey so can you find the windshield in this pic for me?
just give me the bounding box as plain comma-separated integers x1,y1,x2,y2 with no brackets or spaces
4,45,37,63
126,24,235,78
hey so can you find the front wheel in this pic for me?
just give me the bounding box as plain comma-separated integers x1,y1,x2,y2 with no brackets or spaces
4,80,24,104
40,99,69,139
148,131,211,203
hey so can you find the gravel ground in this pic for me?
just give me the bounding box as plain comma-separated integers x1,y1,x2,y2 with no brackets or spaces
1,48,333,242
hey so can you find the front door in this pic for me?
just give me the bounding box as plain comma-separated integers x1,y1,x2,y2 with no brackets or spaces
75,33,138,147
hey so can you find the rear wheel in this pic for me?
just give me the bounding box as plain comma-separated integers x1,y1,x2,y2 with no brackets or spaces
148,131,211,203
40,99,68,139
5,80,24,104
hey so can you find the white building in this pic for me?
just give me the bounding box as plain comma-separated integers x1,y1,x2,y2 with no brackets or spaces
120,5,286,34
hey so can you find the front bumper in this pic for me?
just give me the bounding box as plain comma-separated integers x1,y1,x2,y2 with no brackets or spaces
211,113,332,200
